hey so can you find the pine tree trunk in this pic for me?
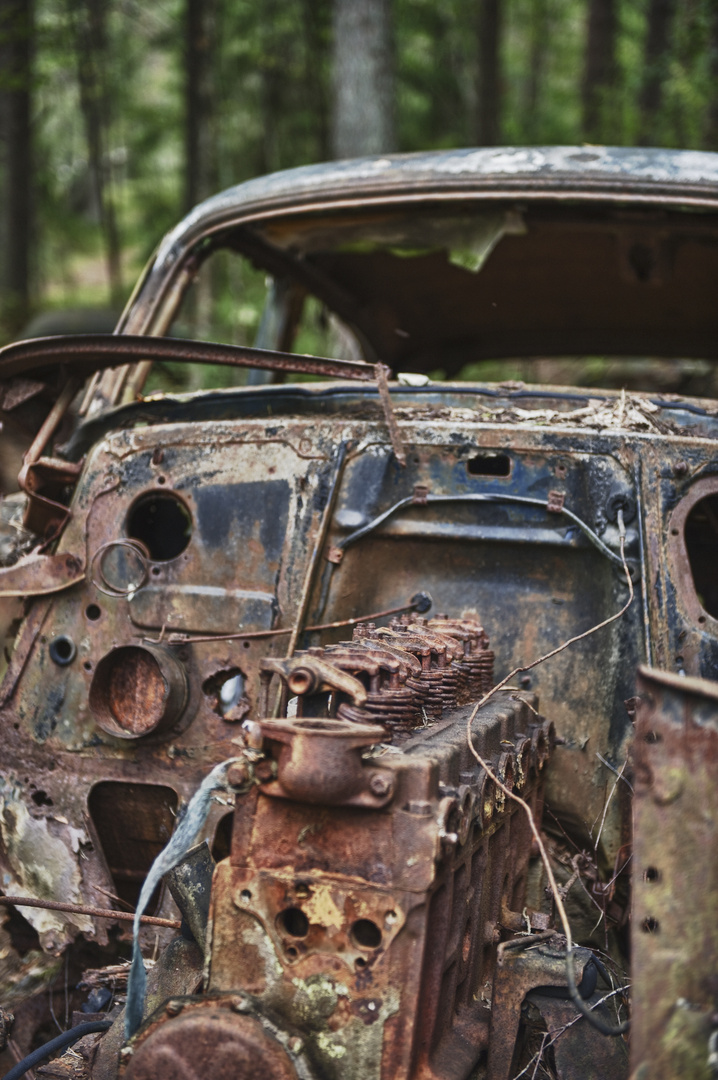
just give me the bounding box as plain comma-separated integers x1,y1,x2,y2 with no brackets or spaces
582,0,617,143
301,0,331,161
705,2,718,150
331,0,396,158
185,0,216,210
0,0,33,334
524,0,549,142
637,0,677,145
71,0,123,306
476,0,502,146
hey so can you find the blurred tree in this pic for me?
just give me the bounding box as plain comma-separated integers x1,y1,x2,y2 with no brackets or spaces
638,0,678,144
300,0,331,160
708,0,718,149
68,0,123,304
523,0,550,141
0,0,33,333
185,0,217,210
331,0,396,157
476,0,502,145
582,0,616,142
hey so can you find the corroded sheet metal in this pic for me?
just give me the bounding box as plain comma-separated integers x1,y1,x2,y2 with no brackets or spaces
632,666,718,1080
208,691,553,1080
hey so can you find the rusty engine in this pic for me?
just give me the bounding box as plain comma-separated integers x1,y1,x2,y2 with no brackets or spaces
0,390,639,1080
119,619,558,1080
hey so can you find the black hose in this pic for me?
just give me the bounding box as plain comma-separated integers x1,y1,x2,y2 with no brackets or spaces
565,947,630,1036
1,1019,112,1080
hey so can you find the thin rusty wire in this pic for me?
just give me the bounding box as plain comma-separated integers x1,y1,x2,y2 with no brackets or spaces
0,895,181,930
152,598,424,646
465,509,634,1036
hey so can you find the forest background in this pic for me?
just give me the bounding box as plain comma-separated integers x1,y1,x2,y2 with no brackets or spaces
0,0,716,361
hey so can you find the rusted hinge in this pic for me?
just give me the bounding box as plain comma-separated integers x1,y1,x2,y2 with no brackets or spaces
412,483,430,505
547,490,565,513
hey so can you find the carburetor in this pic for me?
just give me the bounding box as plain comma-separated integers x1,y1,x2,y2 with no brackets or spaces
120,616,557,1080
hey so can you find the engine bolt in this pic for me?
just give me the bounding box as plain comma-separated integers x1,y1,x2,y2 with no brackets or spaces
227,761,250,788
369,772,392,797
165,999,183,1016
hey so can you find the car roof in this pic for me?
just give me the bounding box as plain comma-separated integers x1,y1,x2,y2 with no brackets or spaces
152,146,718,274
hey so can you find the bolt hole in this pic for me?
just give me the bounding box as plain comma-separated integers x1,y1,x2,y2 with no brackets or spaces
351,919,382,949
85,603,101,621
239,889,252,903
285,945,298,959
83,660,93,672
671,528,679,536
49,635,76,666
641,916,660,934
354,957,367,968
699,616,706,624
644,731,662,744
385,910,398,925
279,907,309,938
643,867,661,883
157,476,166,485
151,566,162,576
243,641,251,649
675,655,683,665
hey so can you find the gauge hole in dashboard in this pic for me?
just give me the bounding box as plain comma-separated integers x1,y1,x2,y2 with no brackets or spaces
126,491,192,561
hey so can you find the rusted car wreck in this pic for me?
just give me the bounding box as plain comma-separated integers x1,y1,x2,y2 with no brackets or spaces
1,147,717,1079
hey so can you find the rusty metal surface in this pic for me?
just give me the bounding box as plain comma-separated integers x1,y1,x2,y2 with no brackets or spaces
487,935,628,1079
0,895,181,929
631,667,718,1080
0,550,85,596
204,643,555,1080
120,995,311,1080
0,333,379,384
142,148,718,299
92,938,205,1080
1,403,714,959
2,154,718,1075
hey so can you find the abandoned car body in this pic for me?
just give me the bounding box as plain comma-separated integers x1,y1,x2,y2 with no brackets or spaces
1,147,718,1078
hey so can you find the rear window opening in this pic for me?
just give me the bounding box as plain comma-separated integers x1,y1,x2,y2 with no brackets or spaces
685,493,718,618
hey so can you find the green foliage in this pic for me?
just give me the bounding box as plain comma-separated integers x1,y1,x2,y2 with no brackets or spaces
3,0,718,360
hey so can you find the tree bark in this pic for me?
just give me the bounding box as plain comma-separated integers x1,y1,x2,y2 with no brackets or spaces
637,0,677,145
0,0,33,333
582,0,617,143
476,0,502,146
331,0,396,158
524,0,549,142
185,0,217,210
705,2,718,150
301,0,331,161
70,0,123,306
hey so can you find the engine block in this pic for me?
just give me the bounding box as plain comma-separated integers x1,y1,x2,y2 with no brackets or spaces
121,620,555,1080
